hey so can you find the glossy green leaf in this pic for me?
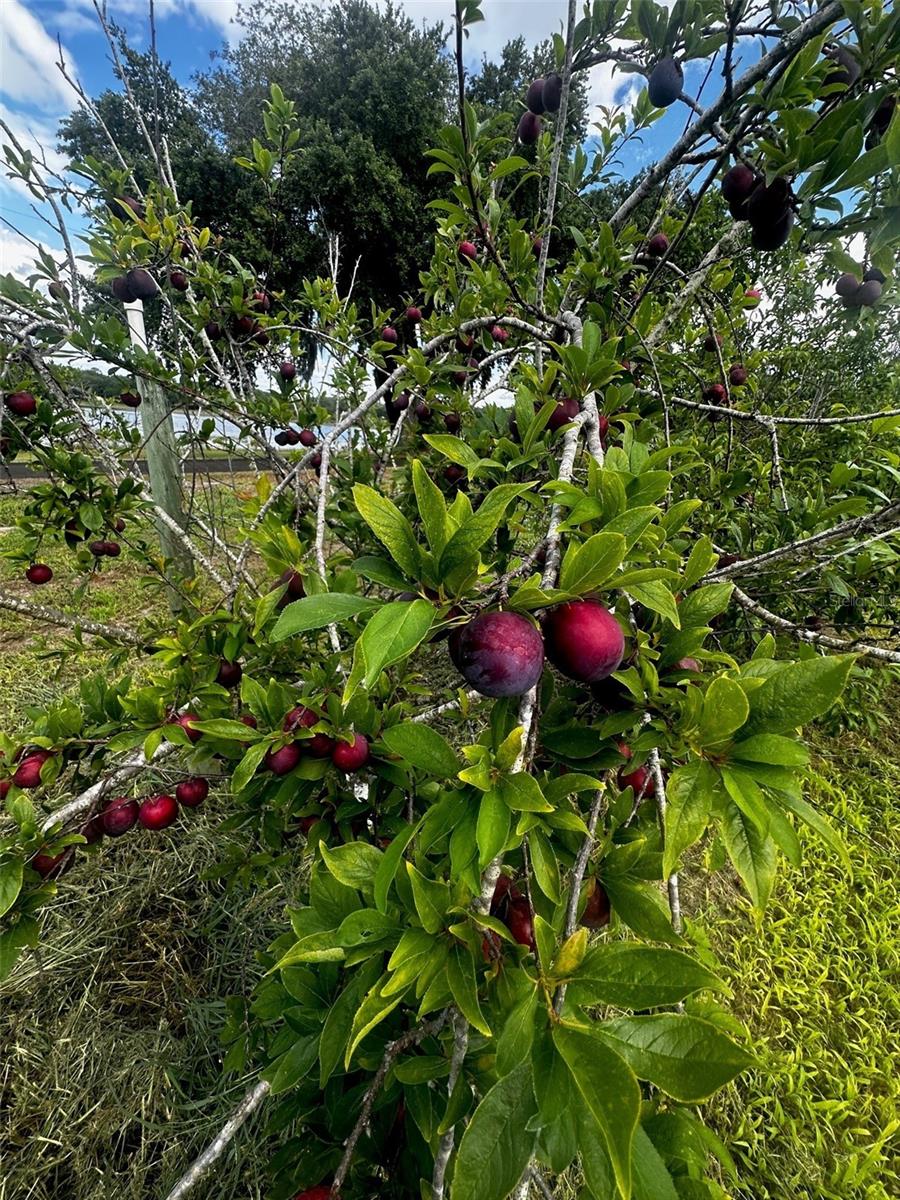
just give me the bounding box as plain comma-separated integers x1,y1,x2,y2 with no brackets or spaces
271,593,377,639
720,799,776,908
450,1061,537,1200
743,656,854,736
663,762,718,878
569,943,725,1009
382,722,460,776
554,1023,640,1199
353,484,421,577
598,1014,754,1102
320,840,383,896
0,856,23,919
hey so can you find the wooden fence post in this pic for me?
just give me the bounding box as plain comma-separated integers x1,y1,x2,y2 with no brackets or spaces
123,299,194,607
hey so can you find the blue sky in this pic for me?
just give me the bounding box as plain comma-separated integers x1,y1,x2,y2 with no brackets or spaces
0,0,763,277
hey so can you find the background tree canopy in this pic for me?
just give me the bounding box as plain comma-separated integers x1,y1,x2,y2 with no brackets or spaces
59,0,594,315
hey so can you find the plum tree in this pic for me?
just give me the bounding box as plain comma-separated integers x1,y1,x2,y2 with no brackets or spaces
0,4,897,1200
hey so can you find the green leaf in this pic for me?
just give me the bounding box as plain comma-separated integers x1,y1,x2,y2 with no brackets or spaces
274,929,345,968
424,432,480,467
382,722,460,776
829,142,887,192
346,975,404,1065
447,943,491,1035
477,790,510,867
598,1015,753,1103
663,762,718,878
319,962,381,1086
633,1126,679,1200
394,1055,451,1084
743,656,854,736
190,718,264,740
271,593,377,639
489,155,530,180
529,827,560,903
498,772,553,812
351,601,435,696
579,1109,618,1198
777,791,850,868
721,766,770,834
374,819,419,912
439,484,532,574
407,864,450,934
353,484,421,578
554,1024,640,1199
683,537,718,589
731,733,810,768
0,856,23,919
569,944,725,1009
697,677,749,746
231,740,270,793
320,841,383,897
626,579,681,627
496,987,539,1076
0,916,39,982
351,555,410,589
412,459,449,556
450,1061,537,1200
265,1034,319,1094
603,876,682,945
558,532,626,594
552,928,588,979
720,800,776,908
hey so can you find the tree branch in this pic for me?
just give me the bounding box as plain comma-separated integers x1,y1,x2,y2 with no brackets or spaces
163,1080,271,1200
0,589,143,646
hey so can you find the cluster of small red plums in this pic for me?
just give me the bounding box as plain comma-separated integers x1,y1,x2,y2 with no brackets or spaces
448,599,624,699
0,742,210,878
260,703,370,777
696,331,750,406
485,868,611,959
274,362,322,463
517,71,563,144
19,508,128,586
381,302,423,347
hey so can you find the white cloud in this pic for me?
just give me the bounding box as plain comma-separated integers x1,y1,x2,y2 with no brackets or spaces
0,103,69,178
0,227,59,280
0,0,79,110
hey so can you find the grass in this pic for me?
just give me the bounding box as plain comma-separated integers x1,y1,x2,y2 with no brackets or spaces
0,809,292,1200
698,717,900,1199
